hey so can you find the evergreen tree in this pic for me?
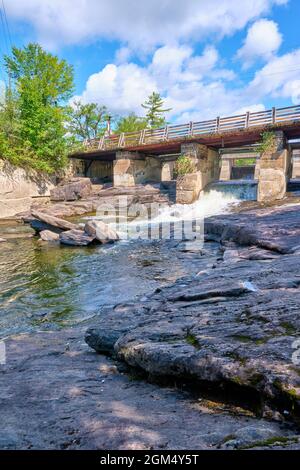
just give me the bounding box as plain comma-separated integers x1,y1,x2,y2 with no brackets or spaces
142,92,171,129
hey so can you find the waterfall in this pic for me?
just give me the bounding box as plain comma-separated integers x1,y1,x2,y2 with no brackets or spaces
85,184,246,240
205,180,258,201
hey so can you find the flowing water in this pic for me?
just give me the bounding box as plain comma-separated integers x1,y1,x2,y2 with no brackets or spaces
0,186,247,339
206,180,258,200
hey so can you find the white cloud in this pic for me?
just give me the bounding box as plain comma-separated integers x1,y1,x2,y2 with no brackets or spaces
5,0,287,50
76,45,263,123
237,19,282,68
78,42,300,124
79,63,157,115
233,104,266,115
115,47,132,64
247,48,300,102
6,0,294,123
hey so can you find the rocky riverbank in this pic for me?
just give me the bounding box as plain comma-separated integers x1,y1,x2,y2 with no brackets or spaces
86,203,300,425
19,179,172,221
1,324,300,450
14,178,173,246
1,193,300,449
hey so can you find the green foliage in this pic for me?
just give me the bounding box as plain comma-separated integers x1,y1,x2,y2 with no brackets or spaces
174,155,196,177
67,100,108,141
234,158,256,166
115,113,148,133
257,131,277,155
142,92,171,129
1,43,74,173
185,333,200,349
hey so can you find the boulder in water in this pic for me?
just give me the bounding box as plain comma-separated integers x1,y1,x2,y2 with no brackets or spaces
59,229,95,246
31,210,79,232
84,220,119,244
39,230,60,242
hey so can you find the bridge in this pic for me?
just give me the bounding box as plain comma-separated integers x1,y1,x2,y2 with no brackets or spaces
70,104,300,204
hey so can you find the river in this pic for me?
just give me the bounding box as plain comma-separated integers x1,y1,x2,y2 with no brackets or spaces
0,188,246,339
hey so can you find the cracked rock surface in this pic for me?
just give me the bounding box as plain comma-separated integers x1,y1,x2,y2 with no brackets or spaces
1,328,299,450
86,203,300,420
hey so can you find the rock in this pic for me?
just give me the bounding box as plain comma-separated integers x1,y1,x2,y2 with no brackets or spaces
0,237,6,242
2,328,298,450
86,255,300,417
0,432,18,450
84,220,119,243
86,204,300,419
220,425,298,449
39,230,60,242
178,241,203,252
19,183,172,230
50,178,92,202
59,229,95,246
206,204,300,254
29,219,61,234
31,209,79,232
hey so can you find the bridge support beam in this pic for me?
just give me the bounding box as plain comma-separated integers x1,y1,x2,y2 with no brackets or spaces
257,131,291,202
113,151,161,187
113,151,146,187
176,143,219,204
219,158,232,180
254,160,260,179
161,160,176,181
292,150,300,178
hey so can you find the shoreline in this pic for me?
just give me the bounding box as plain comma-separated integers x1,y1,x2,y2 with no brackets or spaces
1,198,300,449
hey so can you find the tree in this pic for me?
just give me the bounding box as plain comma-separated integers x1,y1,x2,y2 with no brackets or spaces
142,92,171,129
4,43,74,172
0,86,20,143
67,100,109,142
115,113,147,134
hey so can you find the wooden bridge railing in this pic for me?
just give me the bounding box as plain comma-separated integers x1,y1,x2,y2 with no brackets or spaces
83,104,300,153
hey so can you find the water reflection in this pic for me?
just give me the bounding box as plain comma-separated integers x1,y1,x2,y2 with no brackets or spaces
0,237,201,338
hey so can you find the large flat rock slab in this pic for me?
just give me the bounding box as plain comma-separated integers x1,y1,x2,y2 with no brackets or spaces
86,203,300,420
1,328,299,450
205,203,300,254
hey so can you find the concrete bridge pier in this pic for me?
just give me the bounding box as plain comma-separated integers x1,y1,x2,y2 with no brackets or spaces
161,159,176,182
257,131,292,202
219,157,232,181
292,150,300,178
113,151,161,187
254,159,260,180
176,143,219,204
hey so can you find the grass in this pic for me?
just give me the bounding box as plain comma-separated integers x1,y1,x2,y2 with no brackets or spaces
185,333,200,349
280,321,297,335
240,436,298,449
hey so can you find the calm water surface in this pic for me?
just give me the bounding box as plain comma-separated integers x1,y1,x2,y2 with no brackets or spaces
0,234,207,338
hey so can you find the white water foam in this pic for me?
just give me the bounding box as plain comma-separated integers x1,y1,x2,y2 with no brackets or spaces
83,189,240,240
115,189,240,240
149,189,240,224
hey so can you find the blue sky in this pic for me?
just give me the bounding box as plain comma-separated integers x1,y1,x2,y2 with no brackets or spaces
1,0,300,124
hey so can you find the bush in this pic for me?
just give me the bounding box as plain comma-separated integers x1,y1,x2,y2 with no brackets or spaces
174,155,196,177
257,131,277,155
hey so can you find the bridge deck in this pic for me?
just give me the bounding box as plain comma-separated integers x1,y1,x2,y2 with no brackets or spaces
70,105,300,160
